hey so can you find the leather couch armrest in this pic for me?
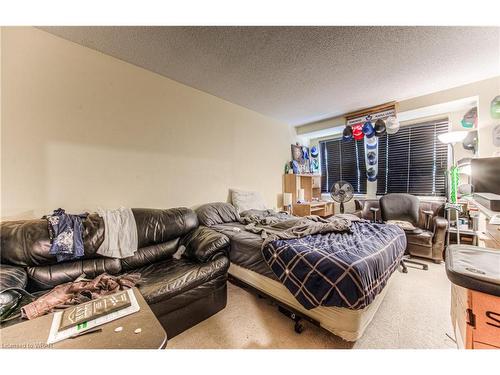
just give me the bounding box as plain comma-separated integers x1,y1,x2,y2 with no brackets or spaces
0,264,28,292
431,216,448,262
432,216,448,244
182,226,230,263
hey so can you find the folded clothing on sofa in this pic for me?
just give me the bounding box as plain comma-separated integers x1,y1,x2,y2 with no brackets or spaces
97,207,138,259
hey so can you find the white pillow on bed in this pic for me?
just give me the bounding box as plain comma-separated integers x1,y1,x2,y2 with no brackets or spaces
230,189,267,213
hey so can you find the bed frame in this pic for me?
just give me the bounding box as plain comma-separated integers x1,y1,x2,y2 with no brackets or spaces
228,273,321,334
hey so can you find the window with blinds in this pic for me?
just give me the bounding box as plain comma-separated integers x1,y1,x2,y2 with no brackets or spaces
320,118,448,196
319,138,366,194
376,119,449,196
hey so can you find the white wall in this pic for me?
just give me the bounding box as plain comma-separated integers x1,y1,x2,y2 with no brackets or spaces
0,27,296,219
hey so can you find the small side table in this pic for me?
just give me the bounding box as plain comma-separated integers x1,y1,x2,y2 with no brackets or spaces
0,287,167,349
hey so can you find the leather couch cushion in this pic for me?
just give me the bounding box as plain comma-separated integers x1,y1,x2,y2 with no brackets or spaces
132,208,198,248
0,265,27,291
380,193,420,225
182,226,230,262
121,238,180,271
26,258,122,291
196,202,240,227
406,230,433,247
135,255,229,305
0,214,104,268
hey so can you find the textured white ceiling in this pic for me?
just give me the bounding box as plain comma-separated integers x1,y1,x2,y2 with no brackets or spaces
40,26,500,126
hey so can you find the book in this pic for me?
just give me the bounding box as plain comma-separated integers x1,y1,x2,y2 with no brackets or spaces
58,290,131,331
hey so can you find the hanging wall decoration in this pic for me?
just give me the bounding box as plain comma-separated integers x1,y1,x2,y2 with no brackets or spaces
342,102,399,182
290,143,310,174
374,118,386,136
352,123,364,140
493,124,500,147
462,130,478,154
310,146,320,174
364,135,378,181
342,125,353,141
491,95,500,119
362,115,375,138
385,116,400,134
461,107,477,129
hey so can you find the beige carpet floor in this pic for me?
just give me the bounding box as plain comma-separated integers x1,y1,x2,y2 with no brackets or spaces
168,261,457,349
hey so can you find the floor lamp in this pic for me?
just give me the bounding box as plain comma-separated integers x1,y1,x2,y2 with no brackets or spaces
438,130,468,244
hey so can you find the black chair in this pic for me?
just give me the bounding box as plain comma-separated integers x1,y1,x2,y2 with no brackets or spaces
379,193,429,272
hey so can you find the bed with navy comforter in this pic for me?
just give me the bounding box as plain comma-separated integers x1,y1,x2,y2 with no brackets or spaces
262,221,406,310
195,203,406,311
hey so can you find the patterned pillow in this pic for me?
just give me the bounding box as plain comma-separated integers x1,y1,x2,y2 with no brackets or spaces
230,189,267,213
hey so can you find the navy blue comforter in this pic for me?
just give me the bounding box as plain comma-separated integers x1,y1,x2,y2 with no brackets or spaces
262,222,406,310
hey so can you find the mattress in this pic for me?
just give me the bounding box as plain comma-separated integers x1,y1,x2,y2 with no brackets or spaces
211,222,278,280
230,263,394,342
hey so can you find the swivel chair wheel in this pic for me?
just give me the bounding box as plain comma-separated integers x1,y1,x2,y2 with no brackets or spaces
294,321,305,334
422,264,429,270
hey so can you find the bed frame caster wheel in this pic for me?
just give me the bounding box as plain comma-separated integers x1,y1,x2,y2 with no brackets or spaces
294,321,305,334
400,261,408,273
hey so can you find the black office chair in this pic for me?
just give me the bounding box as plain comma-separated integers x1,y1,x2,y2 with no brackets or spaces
379,193,429,272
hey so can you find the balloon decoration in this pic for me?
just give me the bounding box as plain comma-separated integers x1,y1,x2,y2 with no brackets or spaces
491,95,500,119
461,107,477,129
352,123,364,140
374,119,386,136
342,125,353,141
385,116,400,134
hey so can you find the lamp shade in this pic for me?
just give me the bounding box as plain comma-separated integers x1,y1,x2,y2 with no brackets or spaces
438,131,468,144
283,192,293,206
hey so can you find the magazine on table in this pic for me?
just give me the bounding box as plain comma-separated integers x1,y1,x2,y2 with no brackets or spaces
47,288,140,344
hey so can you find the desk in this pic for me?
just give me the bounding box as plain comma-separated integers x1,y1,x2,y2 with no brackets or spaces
0,288,167,349
292,201,334,217
483,222,500,249
462,197,500,250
